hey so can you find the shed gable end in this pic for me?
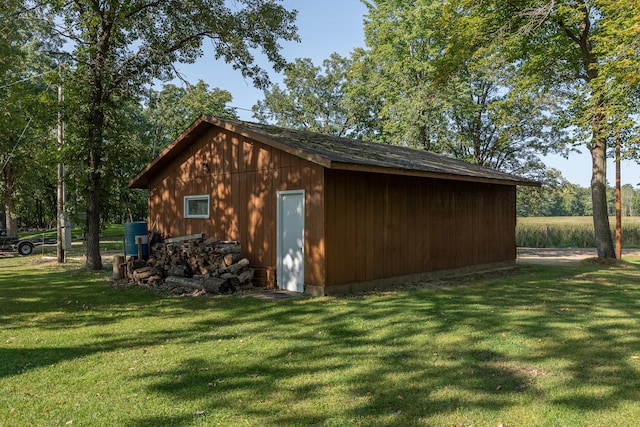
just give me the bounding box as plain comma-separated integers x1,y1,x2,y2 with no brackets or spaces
147,126,326,288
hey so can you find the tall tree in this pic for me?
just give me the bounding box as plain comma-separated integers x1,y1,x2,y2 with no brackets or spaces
253,53,360,137
463,0,640,257
436,60,569,175
28,0,298,270
146,80,237,155
350,1,443,147
0,1,58,235
359,0,640,258
61,97,153,226
353,0,566,176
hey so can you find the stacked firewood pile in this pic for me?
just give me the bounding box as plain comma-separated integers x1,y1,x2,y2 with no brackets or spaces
126,236,255,296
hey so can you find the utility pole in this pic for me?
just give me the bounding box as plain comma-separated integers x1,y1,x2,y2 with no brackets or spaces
57,71,66,263
615,128,622,259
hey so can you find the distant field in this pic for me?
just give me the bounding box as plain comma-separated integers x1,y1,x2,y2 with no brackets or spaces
517,216,640,226
516,216,640,248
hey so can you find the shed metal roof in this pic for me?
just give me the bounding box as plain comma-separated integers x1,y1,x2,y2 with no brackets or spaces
129,115,540,188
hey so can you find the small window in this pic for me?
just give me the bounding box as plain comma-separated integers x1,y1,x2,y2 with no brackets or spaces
184,195,210,218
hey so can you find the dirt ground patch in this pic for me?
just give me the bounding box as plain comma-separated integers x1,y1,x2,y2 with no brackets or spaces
517,248,640,265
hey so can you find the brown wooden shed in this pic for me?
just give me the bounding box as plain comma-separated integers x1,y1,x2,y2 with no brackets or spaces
129,115,538,295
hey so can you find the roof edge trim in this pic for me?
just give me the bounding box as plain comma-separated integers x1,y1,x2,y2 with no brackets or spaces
331,162,541,187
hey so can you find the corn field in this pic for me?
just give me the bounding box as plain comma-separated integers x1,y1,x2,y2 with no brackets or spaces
516,217,640,248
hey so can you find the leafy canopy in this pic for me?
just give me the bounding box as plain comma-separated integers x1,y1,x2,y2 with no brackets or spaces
146,80,237,154
29,0,299,269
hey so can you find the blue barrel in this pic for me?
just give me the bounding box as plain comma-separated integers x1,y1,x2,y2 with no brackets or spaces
124,221,148,257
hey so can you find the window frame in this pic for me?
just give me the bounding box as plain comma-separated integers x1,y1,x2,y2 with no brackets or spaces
184,194,210,219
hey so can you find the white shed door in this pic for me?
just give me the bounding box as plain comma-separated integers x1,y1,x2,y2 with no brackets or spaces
277,190,305,293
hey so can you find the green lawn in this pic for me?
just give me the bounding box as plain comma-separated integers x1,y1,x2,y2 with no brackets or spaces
18,224,126,256
19,224,126,240
2,255,640,426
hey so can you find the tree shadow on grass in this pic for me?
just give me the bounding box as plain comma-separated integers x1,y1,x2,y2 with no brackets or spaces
128,347,533,426
0,263,204,378
127,263,640,426
0,260,211,332
4,259,640,425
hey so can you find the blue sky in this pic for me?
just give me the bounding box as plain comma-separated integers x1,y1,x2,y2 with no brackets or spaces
164,1,639,188
167,1,369,120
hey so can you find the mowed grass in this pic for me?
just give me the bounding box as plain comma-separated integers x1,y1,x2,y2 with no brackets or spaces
2,256,640,426
19,224,126,255
517,216,640,248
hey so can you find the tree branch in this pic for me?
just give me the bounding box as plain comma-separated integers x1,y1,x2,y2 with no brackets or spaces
516,0,555,35
125,0,166,20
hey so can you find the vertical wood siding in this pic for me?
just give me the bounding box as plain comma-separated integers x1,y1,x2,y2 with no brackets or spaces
324,170,516,287
148,128,326,287
146,125,517,291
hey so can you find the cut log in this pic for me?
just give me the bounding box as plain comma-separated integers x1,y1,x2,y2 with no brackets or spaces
202,277,226,294
118,262,128,281
127,259,148,279
237,269,254,285
164,233,203,244
213,241,241,255
220,258,250,275
113,255,126,280
133,267,155,281
120,235,255,296
165,276,203,290
203,237,219,246
147,275,162,283
220,276,239,294
167,265,189,277
223,252,244,267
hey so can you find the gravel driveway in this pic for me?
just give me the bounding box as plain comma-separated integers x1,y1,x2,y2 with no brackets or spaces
517,248,640,265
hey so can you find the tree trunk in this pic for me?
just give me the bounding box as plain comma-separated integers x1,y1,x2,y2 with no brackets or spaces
82,13,112,271
590,134,615,258
615,129,622,259
569,9,615,259
57,83,65,263
85,97,105,270
2,160,18,237
85,149,104,270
